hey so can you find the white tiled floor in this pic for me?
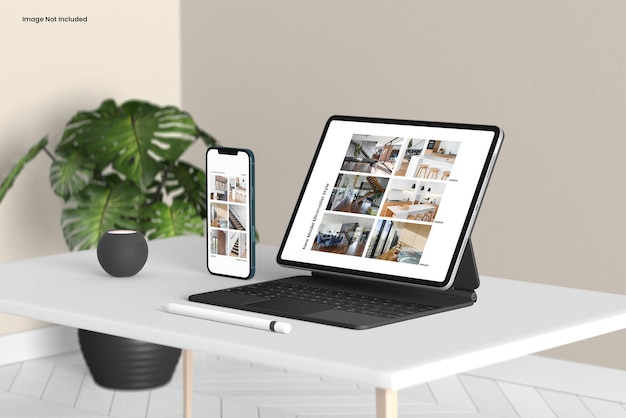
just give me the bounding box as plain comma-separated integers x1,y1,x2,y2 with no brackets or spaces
1,351,626,418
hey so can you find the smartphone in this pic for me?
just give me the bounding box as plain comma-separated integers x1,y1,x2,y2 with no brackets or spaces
206,147,255,279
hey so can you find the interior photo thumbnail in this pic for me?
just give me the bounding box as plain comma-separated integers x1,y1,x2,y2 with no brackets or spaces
396,139,459,180
380,179,445,222
340,134,402,175
210,202,228,228
210,229,226,255
366,220,431,264
228,231,247,258
210,174,228,201
311,213,374,257
394,138,426,177
326,173,389,216
229,177,247,203
228,204,247,231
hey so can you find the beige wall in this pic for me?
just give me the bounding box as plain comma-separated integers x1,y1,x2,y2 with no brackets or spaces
0,1,181,334
181,1,626,368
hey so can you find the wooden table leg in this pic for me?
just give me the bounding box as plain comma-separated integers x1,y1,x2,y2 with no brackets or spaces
376,388,398,418
183,349,193,418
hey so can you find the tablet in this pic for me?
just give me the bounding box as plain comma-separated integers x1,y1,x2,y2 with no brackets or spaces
277,116,503,290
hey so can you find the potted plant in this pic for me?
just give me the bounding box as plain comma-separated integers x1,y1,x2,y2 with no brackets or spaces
0,98,216,389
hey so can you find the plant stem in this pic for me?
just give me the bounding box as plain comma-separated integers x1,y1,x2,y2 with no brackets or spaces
42,146,56,162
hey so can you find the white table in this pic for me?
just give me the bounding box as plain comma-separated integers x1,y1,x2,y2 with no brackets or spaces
1,236,626,418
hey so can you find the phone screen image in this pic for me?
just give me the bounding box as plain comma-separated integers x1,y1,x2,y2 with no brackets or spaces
206,147,255,279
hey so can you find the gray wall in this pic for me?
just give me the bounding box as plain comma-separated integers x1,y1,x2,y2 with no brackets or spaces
181,1,626,368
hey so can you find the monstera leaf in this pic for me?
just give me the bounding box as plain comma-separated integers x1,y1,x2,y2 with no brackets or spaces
61,177,145,250
0,136,49,205
164,161,207,219
50,153,95,200
142,200,203,240
55,99,199,191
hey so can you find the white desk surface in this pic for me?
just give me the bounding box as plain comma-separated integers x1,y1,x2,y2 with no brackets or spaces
1,236,626,391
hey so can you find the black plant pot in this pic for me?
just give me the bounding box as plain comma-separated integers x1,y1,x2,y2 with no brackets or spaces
78,329,181,390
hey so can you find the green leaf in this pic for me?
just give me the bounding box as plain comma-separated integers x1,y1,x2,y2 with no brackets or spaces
197,128,218,147
50,154,95,200
164,162,207,219
142,200,204,241
61,179,145,250
0,136,48,205
55,99,199,191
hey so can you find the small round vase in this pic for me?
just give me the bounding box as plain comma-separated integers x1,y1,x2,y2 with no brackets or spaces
97,230,148,277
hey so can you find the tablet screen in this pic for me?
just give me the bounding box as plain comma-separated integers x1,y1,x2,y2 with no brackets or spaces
277,116,503,290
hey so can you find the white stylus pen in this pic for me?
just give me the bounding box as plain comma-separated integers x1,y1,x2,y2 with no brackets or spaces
162,302,292,334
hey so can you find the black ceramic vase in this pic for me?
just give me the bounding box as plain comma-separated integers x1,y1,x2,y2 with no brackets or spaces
81,230,179,390
78,329,181,390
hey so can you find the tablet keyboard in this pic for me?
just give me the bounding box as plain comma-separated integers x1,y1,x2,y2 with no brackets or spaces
226,281,436,319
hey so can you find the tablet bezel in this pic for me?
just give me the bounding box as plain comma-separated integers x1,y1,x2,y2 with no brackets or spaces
276,115,503,290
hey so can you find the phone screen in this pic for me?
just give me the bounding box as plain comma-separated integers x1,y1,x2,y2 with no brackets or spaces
206,147,255,279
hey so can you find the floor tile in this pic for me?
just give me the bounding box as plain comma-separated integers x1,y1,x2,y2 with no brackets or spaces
459,375,518,418
427,375,477,412
0,363,21,391
580,396,626,418
498,381,555,418
109,390,150,418
538,389,594,418
74,375,114,416
42,362,86,406
10,359,54,399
